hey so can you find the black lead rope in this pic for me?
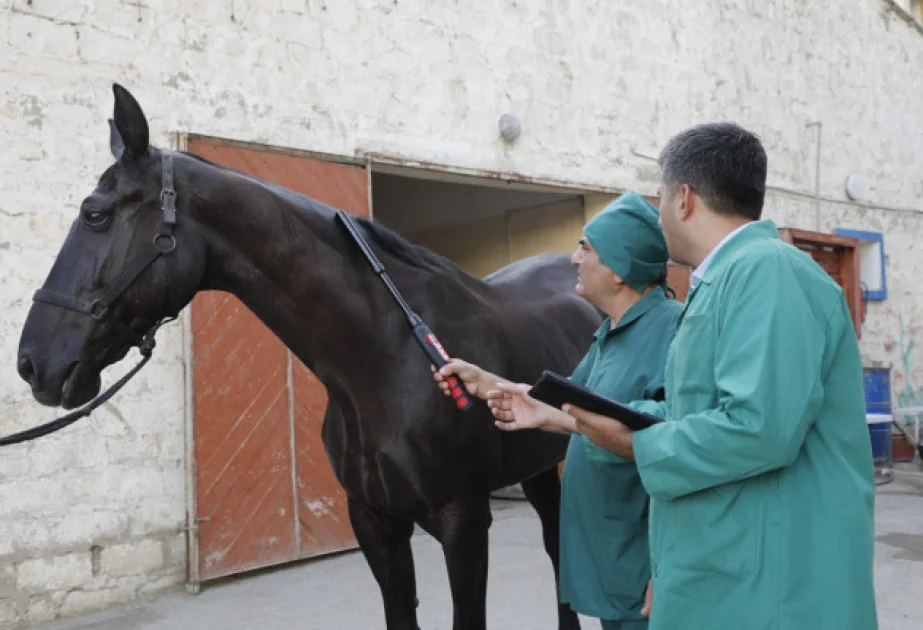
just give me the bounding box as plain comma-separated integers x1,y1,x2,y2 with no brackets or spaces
1,153,180,447
0,320,172,446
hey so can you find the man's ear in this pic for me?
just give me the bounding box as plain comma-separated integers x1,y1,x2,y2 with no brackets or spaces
678,184,696,222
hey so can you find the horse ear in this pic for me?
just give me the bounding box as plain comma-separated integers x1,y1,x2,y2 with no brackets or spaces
108,118,125,161
111,83,149,161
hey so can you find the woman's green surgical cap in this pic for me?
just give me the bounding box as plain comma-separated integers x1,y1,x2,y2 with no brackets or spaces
583,191,669,293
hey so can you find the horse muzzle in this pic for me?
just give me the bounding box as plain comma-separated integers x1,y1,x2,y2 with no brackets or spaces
17,353,101,410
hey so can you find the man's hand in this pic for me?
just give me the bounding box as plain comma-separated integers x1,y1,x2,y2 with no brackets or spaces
641,579,653,617
563,404,635,460
432,359,506,401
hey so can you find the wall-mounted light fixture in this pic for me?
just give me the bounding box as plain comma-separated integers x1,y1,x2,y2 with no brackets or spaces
845,174,867,202
498,113,521,143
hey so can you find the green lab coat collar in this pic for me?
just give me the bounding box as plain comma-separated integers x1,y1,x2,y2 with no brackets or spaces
594,287,669,340
697,220,780,287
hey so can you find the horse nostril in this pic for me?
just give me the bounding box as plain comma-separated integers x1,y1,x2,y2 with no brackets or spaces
17,354,35,385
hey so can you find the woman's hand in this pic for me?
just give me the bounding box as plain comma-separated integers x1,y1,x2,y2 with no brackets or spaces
432,359,506,400
487,383,577,434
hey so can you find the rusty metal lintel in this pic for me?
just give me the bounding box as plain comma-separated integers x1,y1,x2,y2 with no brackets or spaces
182,133,367,168
177,135,621,197
361,152,623,196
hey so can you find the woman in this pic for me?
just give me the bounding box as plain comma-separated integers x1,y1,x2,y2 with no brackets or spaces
434,191,681,630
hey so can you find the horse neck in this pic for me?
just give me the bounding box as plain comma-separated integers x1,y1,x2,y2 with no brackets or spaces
180,155,481,382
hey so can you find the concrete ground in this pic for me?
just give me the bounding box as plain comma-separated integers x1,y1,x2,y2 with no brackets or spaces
39,465,923,630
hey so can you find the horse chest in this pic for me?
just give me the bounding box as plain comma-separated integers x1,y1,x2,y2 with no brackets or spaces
324,412,491,514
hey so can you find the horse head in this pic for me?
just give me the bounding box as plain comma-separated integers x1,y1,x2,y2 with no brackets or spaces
17,84,206,409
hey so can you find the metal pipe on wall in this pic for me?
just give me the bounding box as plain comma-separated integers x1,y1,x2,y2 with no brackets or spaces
806,121,823,231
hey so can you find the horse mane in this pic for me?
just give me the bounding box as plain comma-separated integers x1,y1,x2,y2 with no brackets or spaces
351,215,465,274
179,149,479,280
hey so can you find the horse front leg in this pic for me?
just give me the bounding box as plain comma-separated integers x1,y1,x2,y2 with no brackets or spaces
348,497,421,630
423,498,492,630
521,466,581,630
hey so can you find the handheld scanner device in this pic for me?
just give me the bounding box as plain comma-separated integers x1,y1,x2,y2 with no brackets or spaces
335,210,475,412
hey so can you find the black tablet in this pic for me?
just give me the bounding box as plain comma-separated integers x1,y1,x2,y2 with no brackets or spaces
527,370,663,431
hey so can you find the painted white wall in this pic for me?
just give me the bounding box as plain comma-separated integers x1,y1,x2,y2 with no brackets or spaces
1,0,922,626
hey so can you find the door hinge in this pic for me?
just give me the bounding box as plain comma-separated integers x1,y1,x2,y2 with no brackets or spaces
179,516,212,533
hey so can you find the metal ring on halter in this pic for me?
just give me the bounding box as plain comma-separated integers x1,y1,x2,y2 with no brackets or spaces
90,299,109,321
153,234,176,254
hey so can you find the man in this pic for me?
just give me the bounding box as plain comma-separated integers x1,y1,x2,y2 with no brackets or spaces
434,191,682,630
489,122,878,629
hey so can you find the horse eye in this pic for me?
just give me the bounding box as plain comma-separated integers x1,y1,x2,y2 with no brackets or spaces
82,211,111,230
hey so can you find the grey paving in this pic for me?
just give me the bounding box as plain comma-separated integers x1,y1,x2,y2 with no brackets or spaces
38,465,923,630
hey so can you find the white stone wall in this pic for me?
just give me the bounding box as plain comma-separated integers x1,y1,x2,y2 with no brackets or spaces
1,0,922,626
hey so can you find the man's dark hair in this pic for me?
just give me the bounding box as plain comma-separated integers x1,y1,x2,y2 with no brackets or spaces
658,122,767,220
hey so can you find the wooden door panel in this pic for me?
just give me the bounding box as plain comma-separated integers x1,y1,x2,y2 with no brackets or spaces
191,290,297,580
293,363,353,553
202,395,295,573
188,139,368,584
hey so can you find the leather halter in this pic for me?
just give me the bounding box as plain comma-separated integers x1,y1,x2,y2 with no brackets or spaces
1,153,182,446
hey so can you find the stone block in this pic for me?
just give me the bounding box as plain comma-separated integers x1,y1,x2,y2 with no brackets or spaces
163,533,188,570
0,516,53,558
59,584,137,618
23,442,78,478
0,476,64,517
0,566,16,599
45,509,131,551
76,25,134,65
280,0,306,12
17,0,92,24
100,539,164,577
16,553,92,593
87,1,152,38
0,599,21,628
26,596,58,625
138,574,182,600
127,500,185,536
7,13,79,59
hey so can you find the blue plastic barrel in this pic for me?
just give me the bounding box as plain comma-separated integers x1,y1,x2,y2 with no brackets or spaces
863,368,892,415
863,368,892,464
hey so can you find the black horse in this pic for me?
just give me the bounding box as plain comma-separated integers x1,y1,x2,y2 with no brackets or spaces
16,85,602,630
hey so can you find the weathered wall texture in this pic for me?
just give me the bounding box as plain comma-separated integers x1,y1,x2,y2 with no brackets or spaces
1,0,922,626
